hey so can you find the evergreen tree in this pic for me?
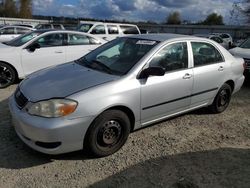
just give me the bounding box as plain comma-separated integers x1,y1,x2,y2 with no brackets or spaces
19,0,32,18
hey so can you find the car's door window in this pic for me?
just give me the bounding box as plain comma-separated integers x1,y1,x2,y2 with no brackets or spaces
35,33,64,47
68,34,90,45
191,42,224,67
107,25,119,34
16,27,31,34
149,42,188,72
53,25,62,29
0,28,15,35
220,34,229,39
90,25,106,34
67,34,100,45
211,36,223,44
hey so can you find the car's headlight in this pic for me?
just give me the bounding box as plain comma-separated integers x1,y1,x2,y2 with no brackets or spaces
27,99,78,118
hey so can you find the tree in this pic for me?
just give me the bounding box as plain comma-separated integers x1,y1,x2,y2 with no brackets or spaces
0,0,18,17
166,11,181,25
242,0,250,23
19,0,32,18
202,13,224,25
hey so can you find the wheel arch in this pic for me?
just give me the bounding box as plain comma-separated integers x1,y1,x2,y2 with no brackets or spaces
104,105,136,132
0,60,19,80
225,80,235,92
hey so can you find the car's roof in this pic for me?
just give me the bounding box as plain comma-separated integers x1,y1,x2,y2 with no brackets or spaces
0,25,34,30
127,33,194,42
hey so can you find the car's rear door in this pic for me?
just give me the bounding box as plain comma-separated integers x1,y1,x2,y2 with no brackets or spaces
140,41,193,125
0,27,17,42
190,41,229,108
65,33,102,62
21,32,66,76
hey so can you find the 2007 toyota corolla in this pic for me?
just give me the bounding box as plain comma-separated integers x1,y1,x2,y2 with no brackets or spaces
9,34,245,157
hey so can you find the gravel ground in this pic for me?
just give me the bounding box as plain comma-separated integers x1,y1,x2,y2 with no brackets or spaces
0,80,250,188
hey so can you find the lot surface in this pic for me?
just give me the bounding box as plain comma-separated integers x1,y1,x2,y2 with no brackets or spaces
0,80,250,188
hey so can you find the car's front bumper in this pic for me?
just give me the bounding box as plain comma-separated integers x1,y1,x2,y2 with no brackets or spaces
9,94,94,155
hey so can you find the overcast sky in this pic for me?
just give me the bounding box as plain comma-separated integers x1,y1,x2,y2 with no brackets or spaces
32,0,242,24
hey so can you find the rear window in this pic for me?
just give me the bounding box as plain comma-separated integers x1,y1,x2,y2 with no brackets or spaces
120,25,139,34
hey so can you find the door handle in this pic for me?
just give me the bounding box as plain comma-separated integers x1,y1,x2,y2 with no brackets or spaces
218,66,224,71
183,73,192,79
55,51,63,53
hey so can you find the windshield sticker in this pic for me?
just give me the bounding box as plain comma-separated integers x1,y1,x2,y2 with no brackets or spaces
136,40,156,45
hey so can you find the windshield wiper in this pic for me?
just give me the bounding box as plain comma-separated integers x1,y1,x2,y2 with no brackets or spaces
76,58,114,75
91,60,114,74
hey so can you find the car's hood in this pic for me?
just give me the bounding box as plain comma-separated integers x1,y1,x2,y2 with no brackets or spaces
19,62,119,102
229,47,250,59
0,42,13,49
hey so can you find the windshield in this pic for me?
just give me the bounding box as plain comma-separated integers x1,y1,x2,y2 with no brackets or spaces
77,37,158,76
239,38,250,49
4,31,43,47
77,24,93,32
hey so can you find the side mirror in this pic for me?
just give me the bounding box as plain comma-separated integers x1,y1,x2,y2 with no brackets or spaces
138,66,165,79
27,43,40,52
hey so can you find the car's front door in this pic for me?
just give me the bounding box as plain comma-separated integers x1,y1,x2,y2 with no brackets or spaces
140,42,193,126
89,25,107,40
190,41,228,108
0,27,18,42
21,33,66,76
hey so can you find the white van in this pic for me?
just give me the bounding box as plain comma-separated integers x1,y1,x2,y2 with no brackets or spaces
77,21,141,41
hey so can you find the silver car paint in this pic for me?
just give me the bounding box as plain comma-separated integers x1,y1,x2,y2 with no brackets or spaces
9,34,245,154
20,62,118,102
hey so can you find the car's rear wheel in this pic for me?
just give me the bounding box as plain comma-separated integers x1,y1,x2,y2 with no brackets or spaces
0,62,16,89
210,83,232,113
85,110,130,157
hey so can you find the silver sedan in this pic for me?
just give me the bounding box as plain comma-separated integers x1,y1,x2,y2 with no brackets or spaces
9,34,245,157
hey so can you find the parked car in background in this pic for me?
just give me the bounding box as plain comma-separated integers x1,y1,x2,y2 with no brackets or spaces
194,34,229,49
229,38,250,76
0,30,106,88
0,25,35,42
12,24,35,28
77,21,141,41
211,33,233,48
9,34,245,157
35,23,65,30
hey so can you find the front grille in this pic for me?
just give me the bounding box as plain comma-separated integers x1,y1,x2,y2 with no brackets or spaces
14,88,28,109
244,58,250,69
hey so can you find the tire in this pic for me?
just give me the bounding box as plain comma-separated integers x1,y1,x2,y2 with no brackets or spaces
0,62,16,89
85,110,131,157
209,83,232,113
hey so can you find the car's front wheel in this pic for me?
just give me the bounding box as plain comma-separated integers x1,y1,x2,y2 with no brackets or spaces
0,62,16,89
85,110,131,157
210,83,232,113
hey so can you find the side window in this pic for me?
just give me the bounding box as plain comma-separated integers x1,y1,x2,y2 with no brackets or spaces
35,33,64,47
16,28,31,34
107,25,119,34
220,34,229,39
53,25,62,29
191,42,224,67
90,25,106,34
120,26,139,34
1,28,15,35
210,36,223,44
149,42,188,72
68,34,90,45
